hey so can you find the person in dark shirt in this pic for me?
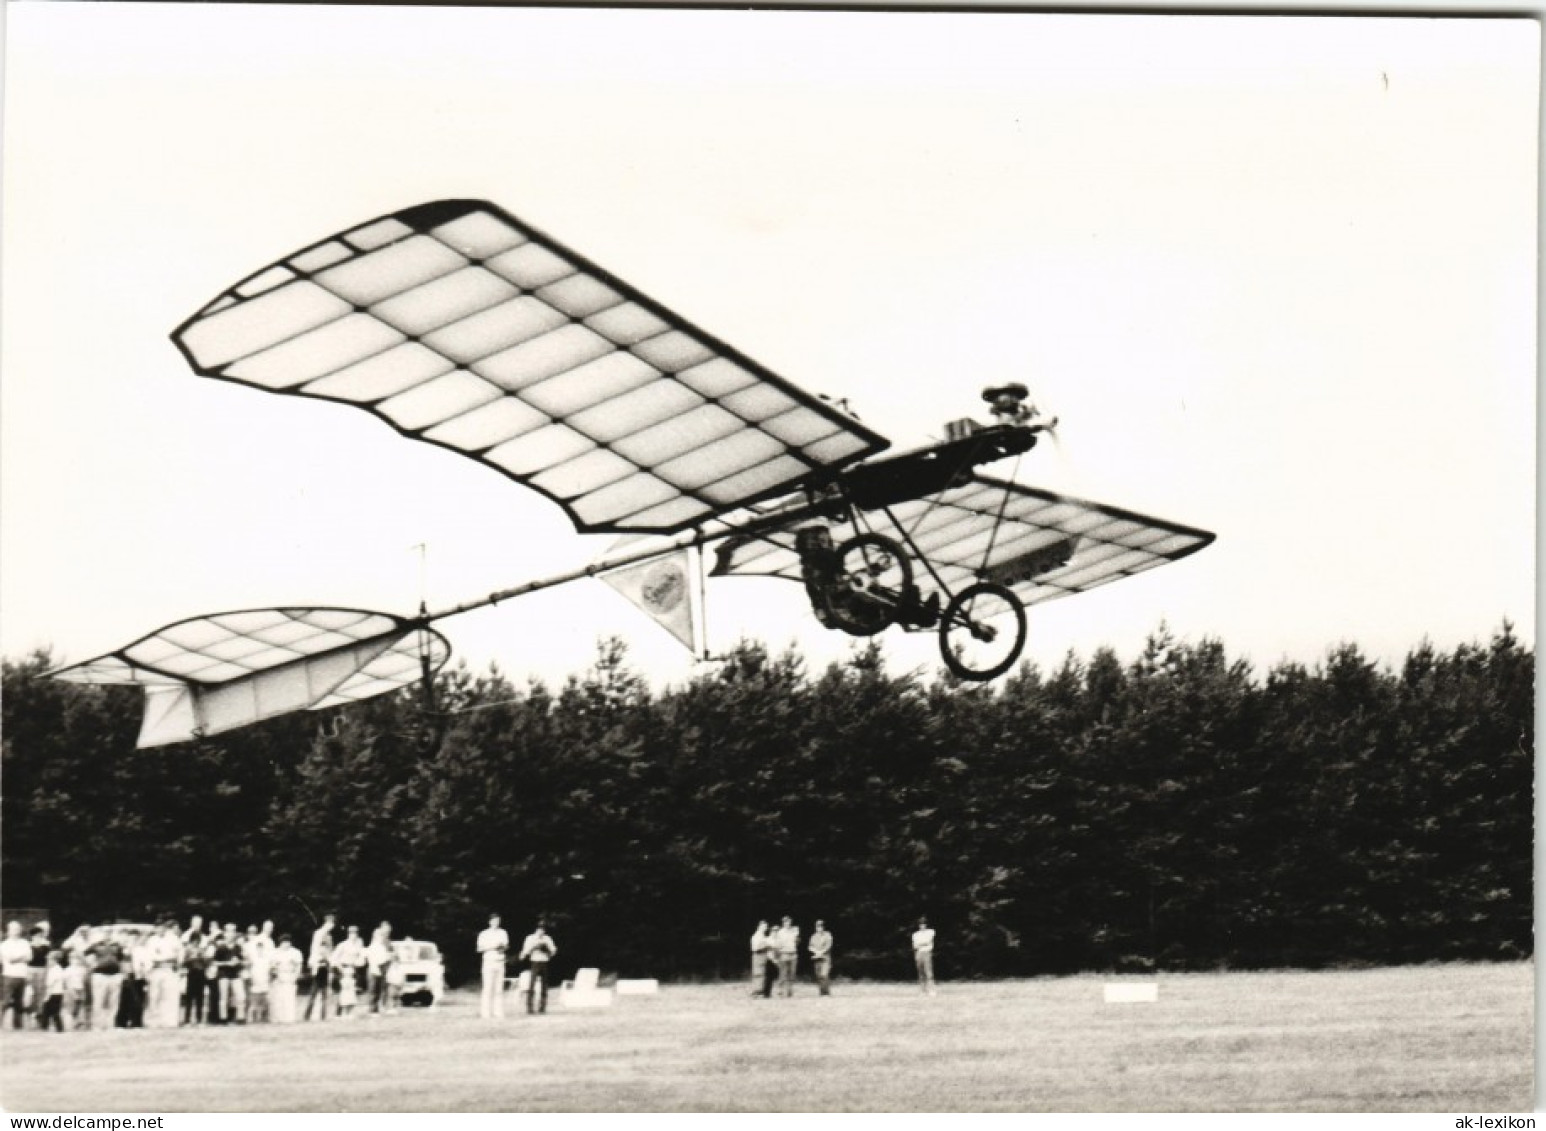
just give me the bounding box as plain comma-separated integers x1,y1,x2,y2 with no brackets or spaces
182,916,211,1025
117,934,147,1029
211,924,244,1024
519,924,557,1015
304,914,336,1022
84,930,124,1030
27,923,51,1027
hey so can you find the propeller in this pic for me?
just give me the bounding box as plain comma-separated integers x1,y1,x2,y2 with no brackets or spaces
980,382,1085,497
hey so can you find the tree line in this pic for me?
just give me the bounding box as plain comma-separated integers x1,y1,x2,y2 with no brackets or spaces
1,624,1531,986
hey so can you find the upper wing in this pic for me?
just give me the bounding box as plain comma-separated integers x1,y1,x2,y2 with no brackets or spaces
711,474,1214,607
50,607,450,748
172,200,890,533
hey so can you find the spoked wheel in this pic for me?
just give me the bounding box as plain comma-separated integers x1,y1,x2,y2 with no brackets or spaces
825,533,914,636
836,534,913,605
938,581,1027,681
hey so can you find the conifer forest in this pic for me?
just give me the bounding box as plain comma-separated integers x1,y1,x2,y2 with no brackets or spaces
3,624,1531,986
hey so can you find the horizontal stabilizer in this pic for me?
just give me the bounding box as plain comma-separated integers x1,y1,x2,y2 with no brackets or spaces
50,607,450,747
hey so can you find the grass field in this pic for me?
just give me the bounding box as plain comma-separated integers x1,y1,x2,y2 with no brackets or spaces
0,962,1531,1112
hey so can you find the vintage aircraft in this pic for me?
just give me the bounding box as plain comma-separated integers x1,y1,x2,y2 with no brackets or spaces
51,199,1214,747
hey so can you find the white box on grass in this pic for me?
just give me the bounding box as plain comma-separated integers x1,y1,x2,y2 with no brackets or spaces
1102,982,1159,1003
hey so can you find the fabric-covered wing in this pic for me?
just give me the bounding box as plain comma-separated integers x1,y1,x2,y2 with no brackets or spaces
711,474,1214,607
50,608,450,748
171,200,889,533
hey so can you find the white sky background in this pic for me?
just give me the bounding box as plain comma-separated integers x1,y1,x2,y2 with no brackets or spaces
1,5,1536,692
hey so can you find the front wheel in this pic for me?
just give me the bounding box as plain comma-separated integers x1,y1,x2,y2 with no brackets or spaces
938,582,1027,681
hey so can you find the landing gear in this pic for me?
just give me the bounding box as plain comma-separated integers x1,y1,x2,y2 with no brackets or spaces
832,534,913,634
798,529,932,636
797,526,1026,679
938,581,1027,681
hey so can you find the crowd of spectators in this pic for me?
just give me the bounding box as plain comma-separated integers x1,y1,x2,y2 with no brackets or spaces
0,914,415,1032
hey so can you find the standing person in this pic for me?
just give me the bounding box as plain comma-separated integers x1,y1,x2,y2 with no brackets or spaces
119,932,152,1028
477,914,509,1019
1,923,32,1028
61,923,92,966
773,916,800,998
85,928,124,1030
518,923,557,1015
385,939,406,1013
146,921,182,1028
63,952,88,1030
62,922,93,1026
239,926,257,1022
210,923,243,1024
181,916,211,1025
330,926,364,1019
763,927,781,998
748,920,772,998
330,926,364,1017
270,935,303,1024
912,917,936,995
347,926,370,1000
26,923,52,1026
333,953,357,1019
365,925,393,1015
808,920,834,996
304,914,335,1021
38,952,66,1032
246,925,274,1024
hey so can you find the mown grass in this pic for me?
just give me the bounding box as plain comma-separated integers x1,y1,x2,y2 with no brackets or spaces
0,962,1531,1112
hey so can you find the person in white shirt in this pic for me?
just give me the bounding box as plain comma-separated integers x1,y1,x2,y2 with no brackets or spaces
748,921,772,998
366,925,393,1015
1,922,33,1029
245,924,275,1023
39,952,66,1032
518,924,557,1014
270,936,304,1023
384,937,406,1013
476,914,509,1019
808,921,834,996
912,918,936,995
63,953,88,1030
145,921,183,1028
329,926,364,1019
773,917,800,998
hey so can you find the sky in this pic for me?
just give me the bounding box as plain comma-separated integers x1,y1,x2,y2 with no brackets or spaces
1,5,1537,695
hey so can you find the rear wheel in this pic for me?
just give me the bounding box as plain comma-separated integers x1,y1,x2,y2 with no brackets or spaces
938,582,1026,681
